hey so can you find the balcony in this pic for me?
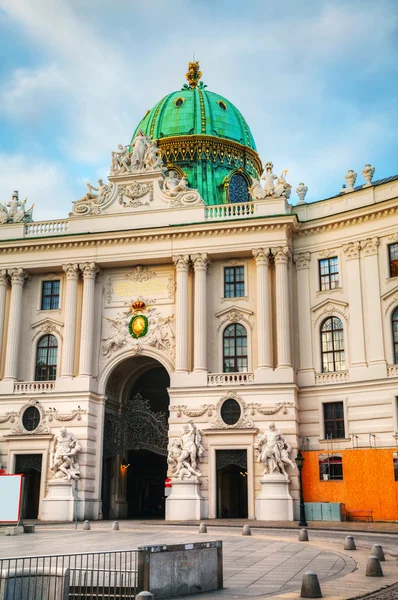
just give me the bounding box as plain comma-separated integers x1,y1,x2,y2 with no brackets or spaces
207,372,254,386
24,220,69,237
14,381,55,393
205,201,254,221
315,371,349,384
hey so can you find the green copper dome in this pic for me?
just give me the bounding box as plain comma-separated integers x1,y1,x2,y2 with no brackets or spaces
131,63,262,205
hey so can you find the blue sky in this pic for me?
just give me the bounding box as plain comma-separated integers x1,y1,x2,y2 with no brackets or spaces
0,0,397,221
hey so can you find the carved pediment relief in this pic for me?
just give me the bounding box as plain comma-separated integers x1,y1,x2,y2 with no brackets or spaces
311,298,349,327
31,318,63,342
381,284,398,315
215,305,254,331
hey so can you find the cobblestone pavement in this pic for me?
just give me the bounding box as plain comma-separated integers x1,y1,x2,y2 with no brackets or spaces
1,522,397,599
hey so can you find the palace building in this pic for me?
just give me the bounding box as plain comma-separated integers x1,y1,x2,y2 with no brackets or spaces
0,62,398,522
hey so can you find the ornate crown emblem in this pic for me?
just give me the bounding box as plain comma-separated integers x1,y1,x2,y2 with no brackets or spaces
130,299,146,313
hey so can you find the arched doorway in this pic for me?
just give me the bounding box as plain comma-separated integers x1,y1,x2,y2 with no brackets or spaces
102,356,170,519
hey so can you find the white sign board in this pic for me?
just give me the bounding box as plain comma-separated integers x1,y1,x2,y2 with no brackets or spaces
0,475,23,522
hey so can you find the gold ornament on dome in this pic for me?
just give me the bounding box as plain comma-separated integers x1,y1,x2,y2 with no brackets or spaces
186,61,202,88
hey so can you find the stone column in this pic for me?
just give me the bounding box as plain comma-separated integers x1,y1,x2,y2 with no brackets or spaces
343,242,366,368
252,248,272,369
192,253,209,372
172,255,190,372
361,238,386,368
0,270,9,368
293,252,314,379
4,268,28,381
272,246,292,368
61,263,80,377
78,262,99,377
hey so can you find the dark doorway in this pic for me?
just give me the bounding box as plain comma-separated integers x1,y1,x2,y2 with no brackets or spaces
126,450,167,518
216,450,248,518
15,454,42,519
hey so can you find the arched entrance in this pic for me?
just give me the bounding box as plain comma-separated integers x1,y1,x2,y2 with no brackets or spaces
101,356,170,519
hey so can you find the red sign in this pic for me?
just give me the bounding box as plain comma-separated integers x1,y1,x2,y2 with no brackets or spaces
165,478,172,488
0,470,5,475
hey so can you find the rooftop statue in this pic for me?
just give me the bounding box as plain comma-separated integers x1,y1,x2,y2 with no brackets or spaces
249,162,292,200
71,179,114,216
110,134,164,174
254,422,296,477
130,129,151,171
163,170,189,196
0,190,34,224
111,144,131,173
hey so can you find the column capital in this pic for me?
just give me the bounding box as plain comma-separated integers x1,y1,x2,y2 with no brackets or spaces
293,252,311,270
79,262,100,280
361,237,379,257
0,269,9,286
252,248,270,266
191,253,210,271
8,267,29,286
271,246,291,265
343,241,361,260
172,254,190,272
63,263,80,280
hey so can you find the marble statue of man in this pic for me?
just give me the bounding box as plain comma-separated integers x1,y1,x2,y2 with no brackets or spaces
168,420,204,479
130,129,151,170
274,169,292,199
255,422,296,477
163,171,188,196
82,179,111,202
111,144,131,173
261,162,278,196
144,140,164,170
50,427,81,481
7,191,19,219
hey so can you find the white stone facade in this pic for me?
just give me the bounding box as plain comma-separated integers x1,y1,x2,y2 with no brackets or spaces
0,156,397,522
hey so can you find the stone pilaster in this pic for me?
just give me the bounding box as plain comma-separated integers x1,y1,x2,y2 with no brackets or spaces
271,246,292,368
252,248,272,370
61,263,80,378
78,262,100,377
172,255,190,373
293,252,314,384
192,253,210,372
0,270,9,369
343,242,367,369
4,268,28,380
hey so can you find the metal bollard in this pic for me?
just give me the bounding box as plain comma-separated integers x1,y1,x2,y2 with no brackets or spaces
112,521,120,531
242,525,251,536
300,571,322,598
82,520,91,530
371,544,385,561
366,555,383,577
137,593,154,600
198,522,207,533
299,528,309,542
344,535,356,550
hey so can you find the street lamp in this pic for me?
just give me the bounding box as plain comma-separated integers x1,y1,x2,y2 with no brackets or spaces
295,448,308,527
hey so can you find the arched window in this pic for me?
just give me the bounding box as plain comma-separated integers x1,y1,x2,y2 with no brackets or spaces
393,307,398,364
321,317,345,372
229,173,249,204
35,334,58,381
223,323,248,373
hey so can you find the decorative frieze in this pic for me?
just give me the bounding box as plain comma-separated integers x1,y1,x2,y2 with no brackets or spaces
46,406,87,422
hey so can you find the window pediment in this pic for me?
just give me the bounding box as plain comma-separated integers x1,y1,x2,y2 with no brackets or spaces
31,318,63,342
381,285,398,315
215,305,253,331
311,299,348,328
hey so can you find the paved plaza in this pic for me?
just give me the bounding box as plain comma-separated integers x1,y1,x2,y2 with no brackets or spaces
1,522,397,599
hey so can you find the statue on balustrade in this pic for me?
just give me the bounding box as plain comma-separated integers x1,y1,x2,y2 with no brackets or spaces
163,171,189,196
50,427,81,481
249,162,291,200
0,190,34,224
255,422,296,477
168,420,205,479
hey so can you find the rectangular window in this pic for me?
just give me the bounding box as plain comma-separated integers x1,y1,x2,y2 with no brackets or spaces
319,257,339,291
41,280,60,310
323,402,345,439
389,243,398,278
393,452,398,482
224,266,245,298
319,453,343,481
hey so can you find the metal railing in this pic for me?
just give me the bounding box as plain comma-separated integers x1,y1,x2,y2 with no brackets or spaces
0,549,138,600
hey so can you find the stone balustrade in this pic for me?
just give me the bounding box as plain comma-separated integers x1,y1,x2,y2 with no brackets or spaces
24,220,69,237
315,371,349,384
205,201,254,220
14,381,55,393
207,372,254,386
387,365,398,377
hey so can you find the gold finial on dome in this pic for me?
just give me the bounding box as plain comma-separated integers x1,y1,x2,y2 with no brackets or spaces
186,61,202,88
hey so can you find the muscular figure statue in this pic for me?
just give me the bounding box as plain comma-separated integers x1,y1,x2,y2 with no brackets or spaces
50,427,81,480
255,422,296,477
163,171,188,196
168,421,204,480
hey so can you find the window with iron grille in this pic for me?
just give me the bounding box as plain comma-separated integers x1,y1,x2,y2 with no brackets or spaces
41,280,60,310
35,334,58,381
321,317,345,372
224,266,244,298
223,323,248,373
323,402,345,439
389,244,398,278
229,173,249,204
319,453,343,480
319,257,339,291
393,307,398,364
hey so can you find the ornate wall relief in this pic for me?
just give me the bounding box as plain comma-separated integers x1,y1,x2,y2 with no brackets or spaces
31,318,64,342
118,182,153,208
312,298,349,327
215,306,254,331
104,266,175,307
